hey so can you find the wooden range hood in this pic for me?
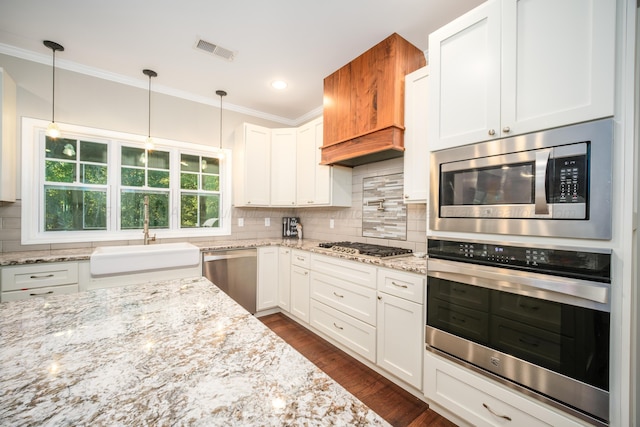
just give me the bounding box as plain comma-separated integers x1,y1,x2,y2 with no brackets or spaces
321,33,426,167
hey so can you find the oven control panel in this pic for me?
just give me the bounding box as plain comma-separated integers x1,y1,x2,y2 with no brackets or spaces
428,239,611,282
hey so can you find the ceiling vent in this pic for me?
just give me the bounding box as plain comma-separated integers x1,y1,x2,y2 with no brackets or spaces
195,39,236,61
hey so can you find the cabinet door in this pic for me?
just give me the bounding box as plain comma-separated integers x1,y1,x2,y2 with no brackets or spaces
234,123,270,206
323,65,353,146
403,66,429,203
428,0,501,151
290,265,310,323
377,292,423,389
296,121,317,205
0,68,17,202
278,247,291,311
270,128,296,206
500,0,615,136
257,246,278,311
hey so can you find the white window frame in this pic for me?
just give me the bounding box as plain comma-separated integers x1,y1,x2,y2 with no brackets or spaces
22,118,232,245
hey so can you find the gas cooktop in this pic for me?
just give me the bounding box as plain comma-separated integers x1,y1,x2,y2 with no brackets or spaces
318,242,413,258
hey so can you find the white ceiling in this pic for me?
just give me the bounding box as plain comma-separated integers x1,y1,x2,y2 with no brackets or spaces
0,0,485,125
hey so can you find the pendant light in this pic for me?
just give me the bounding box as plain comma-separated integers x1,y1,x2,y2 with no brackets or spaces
142,69,157,150
216,89,227,159
43,40,64,139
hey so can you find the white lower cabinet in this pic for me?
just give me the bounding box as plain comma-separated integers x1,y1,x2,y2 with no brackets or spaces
309,253,377,363
376,268,425,390
424,351,584,427
377,292,423,389
310,298,376,363
290,250,310,323
257,246,278,311
310,270,377,326
277,247,291,311
1,262,79,302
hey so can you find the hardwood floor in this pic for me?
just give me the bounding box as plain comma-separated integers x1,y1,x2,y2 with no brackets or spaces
259,313,457,427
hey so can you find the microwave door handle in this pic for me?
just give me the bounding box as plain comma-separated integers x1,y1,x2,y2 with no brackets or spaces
535,150,551,215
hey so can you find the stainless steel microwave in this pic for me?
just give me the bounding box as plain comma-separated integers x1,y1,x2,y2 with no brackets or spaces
430,119,613,240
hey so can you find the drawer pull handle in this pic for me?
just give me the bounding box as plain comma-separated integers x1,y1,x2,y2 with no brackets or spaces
333,322,344,330
391,281,408,288
333,292,344,298
30,274,55,279
482,403,512,421
29,291,54,296
296,256,305,261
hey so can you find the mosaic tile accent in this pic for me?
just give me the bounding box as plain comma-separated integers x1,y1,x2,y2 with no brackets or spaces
362,173,406,240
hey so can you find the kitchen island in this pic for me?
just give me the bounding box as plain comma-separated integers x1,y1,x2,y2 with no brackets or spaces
0,277,389,426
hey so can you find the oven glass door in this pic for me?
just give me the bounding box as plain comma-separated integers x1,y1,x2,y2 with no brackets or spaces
426,275,610,391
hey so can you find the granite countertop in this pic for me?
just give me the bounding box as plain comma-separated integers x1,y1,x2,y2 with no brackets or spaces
0,277,389,426
0,239,427,274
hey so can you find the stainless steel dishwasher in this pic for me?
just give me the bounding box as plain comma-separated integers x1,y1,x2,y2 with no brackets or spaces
203,249,257,314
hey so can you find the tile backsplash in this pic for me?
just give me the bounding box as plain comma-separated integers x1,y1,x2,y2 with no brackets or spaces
362,173,406,240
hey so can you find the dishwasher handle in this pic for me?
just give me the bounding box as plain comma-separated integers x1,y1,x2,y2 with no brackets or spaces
203,251,257,262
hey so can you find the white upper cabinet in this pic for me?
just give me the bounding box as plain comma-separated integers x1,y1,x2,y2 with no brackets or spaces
234,123,271,206
270,128,297,206
235,119,352,208
428,0,615,151
0,68,17,202
296,117,352,207
403,66,429,204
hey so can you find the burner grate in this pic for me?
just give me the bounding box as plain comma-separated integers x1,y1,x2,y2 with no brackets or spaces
318,242,412,258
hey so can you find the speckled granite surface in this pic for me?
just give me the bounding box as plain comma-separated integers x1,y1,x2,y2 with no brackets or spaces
0,239,427,274
0,277,390,426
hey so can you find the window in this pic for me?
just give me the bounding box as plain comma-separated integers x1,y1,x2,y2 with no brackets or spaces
22,118,231,244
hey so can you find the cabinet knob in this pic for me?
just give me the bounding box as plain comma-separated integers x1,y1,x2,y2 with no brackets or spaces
377,295,382,300
488,129,496,136
404,195,409,199
502,126,511,133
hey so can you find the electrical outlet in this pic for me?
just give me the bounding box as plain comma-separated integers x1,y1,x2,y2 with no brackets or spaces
265,217,270,227
238,218,244,227
330,219,335,229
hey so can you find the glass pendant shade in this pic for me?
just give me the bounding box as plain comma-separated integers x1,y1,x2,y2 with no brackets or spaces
46,122,61,138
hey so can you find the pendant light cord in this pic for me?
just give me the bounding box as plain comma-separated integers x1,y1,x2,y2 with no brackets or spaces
147,74,151,138
51,48,56,124
216,90,227,151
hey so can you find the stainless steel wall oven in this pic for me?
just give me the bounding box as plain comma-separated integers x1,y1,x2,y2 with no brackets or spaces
429,118,613,240
425,238,611,425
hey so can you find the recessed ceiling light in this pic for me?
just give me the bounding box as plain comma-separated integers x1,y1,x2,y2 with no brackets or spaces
271,80,287,90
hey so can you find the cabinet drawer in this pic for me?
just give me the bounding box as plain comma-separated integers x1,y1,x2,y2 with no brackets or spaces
1,262,79,292
424,352,583,427
310,254,376,289
377,268,425,303
310,271,377,326
291,250,310,268
1,284,79,302
310,299,376,363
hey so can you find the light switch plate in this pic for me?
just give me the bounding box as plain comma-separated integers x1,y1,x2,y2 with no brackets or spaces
238,218,244,227
330,219,335,229
265,218,270,227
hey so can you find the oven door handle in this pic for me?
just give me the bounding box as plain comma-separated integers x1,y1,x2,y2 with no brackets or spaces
427,258,609,309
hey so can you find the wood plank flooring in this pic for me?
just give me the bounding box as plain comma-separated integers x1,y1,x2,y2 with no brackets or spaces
259,312,457,427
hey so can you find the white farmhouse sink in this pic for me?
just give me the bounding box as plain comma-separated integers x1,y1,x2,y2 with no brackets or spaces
90,242,200,276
